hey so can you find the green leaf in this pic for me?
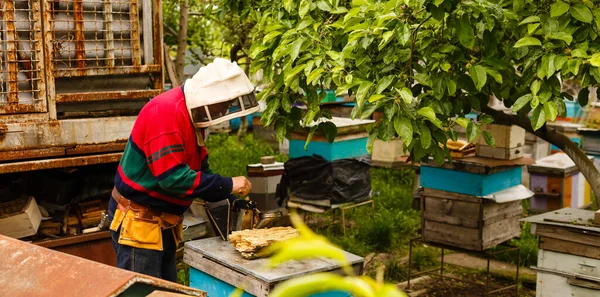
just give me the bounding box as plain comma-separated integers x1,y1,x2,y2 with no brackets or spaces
367,94,385,102
518,16,541,26
355,81,374,106
283,0,295,13
420,125,432,149
514,37,542,48
378,31,395,50
360,103,378,119
482,131,495,147
440,62,451,72
470,65,487,91
418,107,436,121
446,77,457,95
531,105,547,131
395,23,411,46
331,6,348,14
547,32,573,44
531,95,539,109
484,67,503,83
414,73,432,87
433,0,444,6
531,80,541,95
377,12,397,25
554,55,568,71
578,88,590,107
290,38,305,62
572,49,590,58
568,58,582,75
456,16,475,49
513,0,525,12
263,31,283,44
304,126,318,150
455,117,470,128
512,94,533,112
539,90,552,103
466,122,479,143
528,23,541,35
376,75,394,94
394,116,413,146
589,53,600,67
550,1,570,17
316,0,331,11
433,77,445,99
479,114,494,124
299,0,310,18
281,95,292,113
351,0,370,6
307,68,324,85
544,101,558,121
571,4,593,23
398,87,413,103
285,65,307,86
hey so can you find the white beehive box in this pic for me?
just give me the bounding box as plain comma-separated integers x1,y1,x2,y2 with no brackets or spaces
372,139,407,165
0,196,42,239
477,123,526,148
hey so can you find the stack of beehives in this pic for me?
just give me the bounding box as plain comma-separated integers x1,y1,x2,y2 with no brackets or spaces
417,123,534,251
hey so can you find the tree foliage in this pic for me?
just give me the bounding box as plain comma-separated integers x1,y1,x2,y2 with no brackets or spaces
244,0,600,164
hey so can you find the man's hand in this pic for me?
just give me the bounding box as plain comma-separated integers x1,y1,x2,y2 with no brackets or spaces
231,176,252,196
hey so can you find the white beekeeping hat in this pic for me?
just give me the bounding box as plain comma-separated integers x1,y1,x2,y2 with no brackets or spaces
184,58,260,130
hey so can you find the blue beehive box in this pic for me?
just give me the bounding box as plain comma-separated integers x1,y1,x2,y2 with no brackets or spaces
184,237,363,297
290,117,375,161
420,157,531,196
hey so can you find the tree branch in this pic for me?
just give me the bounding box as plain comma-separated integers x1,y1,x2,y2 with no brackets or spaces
163,24,178,37
482,105,600,206
408,15,432,86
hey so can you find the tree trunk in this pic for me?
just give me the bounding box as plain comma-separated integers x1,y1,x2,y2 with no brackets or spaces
175,0,189,82
482,106,600,206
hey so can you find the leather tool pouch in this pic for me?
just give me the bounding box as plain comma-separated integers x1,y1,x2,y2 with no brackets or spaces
109,206,164,251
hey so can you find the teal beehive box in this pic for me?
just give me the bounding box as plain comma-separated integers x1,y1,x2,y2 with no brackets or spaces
420,157,534,196
290,117,375,161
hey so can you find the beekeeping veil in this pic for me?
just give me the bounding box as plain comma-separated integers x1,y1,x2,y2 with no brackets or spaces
184,58,260,146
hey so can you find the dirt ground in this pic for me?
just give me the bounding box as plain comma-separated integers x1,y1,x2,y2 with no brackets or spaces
404,274,535,297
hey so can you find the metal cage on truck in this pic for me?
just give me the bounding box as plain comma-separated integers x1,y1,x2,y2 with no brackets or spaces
0,0,164,173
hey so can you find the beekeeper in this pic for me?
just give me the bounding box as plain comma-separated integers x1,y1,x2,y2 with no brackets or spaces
107,58,258,281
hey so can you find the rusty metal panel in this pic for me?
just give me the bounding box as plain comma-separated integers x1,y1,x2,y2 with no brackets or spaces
0,234,206,297
0,152,123,173
0,0,47,114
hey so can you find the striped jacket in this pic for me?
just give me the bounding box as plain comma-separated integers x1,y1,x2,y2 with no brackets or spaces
114,85,233,215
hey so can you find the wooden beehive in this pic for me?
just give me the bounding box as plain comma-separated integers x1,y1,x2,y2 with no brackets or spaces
0,196,42,239
527,153,593,213
371,138,408,166
477,123,526,149
476,145,524,160
420,188,523,251
522,209,600,296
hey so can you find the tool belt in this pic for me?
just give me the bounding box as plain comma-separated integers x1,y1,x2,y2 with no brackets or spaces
109,187,183,251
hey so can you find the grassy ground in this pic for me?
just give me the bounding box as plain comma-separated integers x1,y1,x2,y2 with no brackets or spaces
182,133,539,292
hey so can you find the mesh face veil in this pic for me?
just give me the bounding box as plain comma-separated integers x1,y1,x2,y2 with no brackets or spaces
183,58,260,145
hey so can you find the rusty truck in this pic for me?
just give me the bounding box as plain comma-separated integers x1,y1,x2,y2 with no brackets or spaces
0,0,165,265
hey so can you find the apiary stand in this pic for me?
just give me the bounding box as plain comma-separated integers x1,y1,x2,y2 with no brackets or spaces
183,237,364,297
406,237,520,297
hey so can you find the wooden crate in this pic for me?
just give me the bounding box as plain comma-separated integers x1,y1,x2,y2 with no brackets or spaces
578,128,600,155
527,153,593,212
477,124,526,149
0,196,42,239
476,145,524,160
420,188,523,251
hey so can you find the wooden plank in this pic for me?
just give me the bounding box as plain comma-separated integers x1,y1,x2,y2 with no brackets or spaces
422,188,482,204
103,0,115,68
482,214,521,249
423,197,480,228
540,236,600,260
129,0,142,66
482,199,522,221
183,250,270,297
422,220,481,251
535,225,600,248
142,0,154,64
